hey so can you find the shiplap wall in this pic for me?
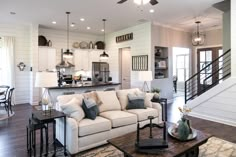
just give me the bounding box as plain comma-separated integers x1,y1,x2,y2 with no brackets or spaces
38,28,102,65
30,24,40,105
188,77,236,126
151,24,192,101
232,0,236,76
0,24,31,104
106,22,152,88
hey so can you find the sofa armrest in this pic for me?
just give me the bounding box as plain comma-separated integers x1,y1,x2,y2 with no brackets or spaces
56,117,79,154
152,102,163,124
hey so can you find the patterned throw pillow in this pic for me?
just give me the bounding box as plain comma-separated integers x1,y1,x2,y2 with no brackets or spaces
126,93,146,110
82,98,99,120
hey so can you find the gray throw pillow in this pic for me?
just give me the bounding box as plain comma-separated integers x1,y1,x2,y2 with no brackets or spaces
126,93,146,110
82,98,99,120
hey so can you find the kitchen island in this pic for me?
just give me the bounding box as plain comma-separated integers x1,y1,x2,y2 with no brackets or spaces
48,82,121,103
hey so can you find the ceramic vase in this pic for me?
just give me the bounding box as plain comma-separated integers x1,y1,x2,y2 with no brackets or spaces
177,118,190,140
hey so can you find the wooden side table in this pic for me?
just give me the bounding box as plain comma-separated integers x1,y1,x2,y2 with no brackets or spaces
32,109,67,156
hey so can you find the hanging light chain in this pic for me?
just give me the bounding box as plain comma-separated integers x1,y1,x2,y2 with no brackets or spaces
103,19,106,45
66,12,70,50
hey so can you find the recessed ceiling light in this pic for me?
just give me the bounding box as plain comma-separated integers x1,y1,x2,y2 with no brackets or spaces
10,12,16,15
87,27,91,30
80,18,85,21
71,23,75,27
101,29,104,32
149,9,155,13
52,21,57,24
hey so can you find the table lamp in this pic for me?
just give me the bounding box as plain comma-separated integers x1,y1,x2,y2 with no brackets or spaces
35,72,58,113
139,71,153,92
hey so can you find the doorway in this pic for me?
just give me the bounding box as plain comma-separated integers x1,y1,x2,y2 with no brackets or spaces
197,47,222,93
119,47,131,89
173,47,190,97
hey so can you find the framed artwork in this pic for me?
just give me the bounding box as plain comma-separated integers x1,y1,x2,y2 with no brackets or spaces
132,55,148,71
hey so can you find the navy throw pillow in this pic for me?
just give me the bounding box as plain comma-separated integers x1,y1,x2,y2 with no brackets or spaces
82,98,99,120
126,93,146,110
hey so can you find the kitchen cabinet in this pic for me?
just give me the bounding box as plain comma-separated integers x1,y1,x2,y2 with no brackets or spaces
74,49,102,71
38,47,57,71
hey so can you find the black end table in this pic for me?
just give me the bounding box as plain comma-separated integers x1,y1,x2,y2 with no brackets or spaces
32,109,67,156
151,98,168,121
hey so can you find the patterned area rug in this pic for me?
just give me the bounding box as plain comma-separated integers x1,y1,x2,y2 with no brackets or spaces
199,137,236,157
50,137,236,157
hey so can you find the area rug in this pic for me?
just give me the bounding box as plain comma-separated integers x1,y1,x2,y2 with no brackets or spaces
47,137,236,157
0,110,14,120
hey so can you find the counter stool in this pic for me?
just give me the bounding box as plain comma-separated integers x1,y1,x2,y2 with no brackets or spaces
26,117,48,157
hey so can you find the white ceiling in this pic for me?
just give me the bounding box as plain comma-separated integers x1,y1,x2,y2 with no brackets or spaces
0,0,224,35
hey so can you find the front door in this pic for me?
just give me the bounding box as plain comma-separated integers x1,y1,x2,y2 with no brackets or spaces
120,47,131,89
197,47,222,93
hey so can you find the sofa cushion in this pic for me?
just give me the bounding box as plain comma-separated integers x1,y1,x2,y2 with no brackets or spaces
96,91,121,112
126,93,146,109
116,88,141,110
78,116,111,137
60,97,85,122
82,98,99,120
82,91,102,105
57,94,84,106
100,111,137,128
144,93,155,108
126,107,158,122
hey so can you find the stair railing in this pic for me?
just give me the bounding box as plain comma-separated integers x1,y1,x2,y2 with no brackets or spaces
185,49,231,104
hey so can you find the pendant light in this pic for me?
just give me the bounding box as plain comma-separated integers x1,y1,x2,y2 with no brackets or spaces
63,12,73,59
100,19,109,60
192,21,205,46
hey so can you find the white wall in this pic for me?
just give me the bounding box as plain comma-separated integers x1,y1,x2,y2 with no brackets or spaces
151,24,192,101
0,23,32,104
231,0,236,76
188,77,236,126
38,28,102,65
106,22,152,88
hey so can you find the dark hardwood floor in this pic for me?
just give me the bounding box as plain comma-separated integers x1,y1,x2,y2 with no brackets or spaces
0,96,236,157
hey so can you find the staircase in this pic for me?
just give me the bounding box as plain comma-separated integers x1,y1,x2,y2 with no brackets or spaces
185,49,231,104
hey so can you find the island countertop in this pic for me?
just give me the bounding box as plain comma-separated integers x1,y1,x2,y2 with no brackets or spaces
47,82,121,89
47,82,121,103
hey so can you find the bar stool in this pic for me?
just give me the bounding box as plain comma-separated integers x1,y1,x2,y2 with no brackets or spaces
26,117,48,157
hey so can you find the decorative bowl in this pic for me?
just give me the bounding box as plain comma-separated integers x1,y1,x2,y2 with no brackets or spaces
168,125,197,141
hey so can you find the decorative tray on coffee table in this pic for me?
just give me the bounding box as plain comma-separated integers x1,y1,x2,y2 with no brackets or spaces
168,125,198,141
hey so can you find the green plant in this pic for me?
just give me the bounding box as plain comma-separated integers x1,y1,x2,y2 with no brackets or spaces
151,88,160,93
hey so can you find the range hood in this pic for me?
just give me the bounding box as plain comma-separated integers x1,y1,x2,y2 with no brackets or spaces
56,49,75,68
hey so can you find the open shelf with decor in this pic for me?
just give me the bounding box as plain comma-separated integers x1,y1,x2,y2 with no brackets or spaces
154,46,169,79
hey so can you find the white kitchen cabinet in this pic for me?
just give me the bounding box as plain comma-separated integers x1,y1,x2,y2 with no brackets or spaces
38,47,57,71
74,49,102,71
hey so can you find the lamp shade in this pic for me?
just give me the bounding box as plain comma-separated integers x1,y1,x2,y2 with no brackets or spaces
35,72,58,87
139,71,153,81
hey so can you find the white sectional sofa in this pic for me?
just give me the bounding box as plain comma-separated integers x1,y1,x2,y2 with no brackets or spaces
55,88,162,155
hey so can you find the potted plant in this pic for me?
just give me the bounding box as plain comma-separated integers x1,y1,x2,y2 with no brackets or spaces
151,88,160,100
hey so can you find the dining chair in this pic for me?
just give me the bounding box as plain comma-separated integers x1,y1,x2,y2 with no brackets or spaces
0,85,10,100
0,87,14,117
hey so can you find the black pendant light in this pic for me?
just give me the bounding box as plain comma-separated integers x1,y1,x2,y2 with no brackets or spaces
63,12,73,59
192,21,205,46
100,19,109,60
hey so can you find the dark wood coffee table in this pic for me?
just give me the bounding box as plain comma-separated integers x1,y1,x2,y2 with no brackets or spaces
108,125,211,157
